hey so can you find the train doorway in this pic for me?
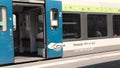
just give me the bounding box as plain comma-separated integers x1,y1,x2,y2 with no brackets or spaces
13,3,45,63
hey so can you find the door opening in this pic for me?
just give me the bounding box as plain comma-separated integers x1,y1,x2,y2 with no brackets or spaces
13,3,45,63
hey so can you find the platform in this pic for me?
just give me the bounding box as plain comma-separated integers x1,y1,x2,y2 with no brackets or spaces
2,50,120,68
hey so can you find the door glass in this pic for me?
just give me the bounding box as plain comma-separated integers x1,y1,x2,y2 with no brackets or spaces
0,9,2,21
13,14,16,31
0,7,7,31
50,8,59,30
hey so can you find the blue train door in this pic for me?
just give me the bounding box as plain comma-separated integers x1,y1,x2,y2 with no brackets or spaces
45,0,63,58
0,0,14,64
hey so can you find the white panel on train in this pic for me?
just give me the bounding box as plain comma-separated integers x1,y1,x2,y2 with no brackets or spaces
63,38,120,51
62,0,120,8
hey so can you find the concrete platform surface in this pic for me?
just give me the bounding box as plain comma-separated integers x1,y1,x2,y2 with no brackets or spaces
1,50,120,68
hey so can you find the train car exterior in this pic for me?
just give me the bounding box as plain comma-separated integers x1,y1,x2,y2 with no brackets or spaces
62,0,120,57
0,0,120,65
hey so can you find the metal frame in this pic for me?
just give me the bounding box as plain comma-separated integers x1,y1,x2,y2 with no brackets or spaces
13,0,44,4
13,2,44,7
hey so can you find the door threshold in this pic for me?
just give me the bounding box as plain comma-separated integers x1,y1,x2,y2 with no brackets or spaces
15,56,44,63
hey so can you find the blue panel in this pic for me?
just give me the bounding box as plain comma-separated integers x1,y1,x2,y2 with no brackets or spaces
0,0,14,65
46,0,63,58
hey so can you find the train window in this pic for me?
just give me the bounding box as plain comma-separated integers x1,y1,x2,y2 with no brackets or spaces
87,14,107,38
25,14,30,31
63,13,81,39
0,7,7,31
13,14,16,31
113,15,120,36
0,9,2,21
50,8,59,30
37,15,44,38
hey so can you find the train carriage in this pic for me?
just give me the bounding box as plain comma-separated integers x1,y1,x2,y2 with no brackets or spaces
0,0,120,65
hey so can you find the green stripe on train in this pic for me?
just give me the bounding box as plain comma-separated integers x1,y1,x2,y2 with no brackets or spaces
62,5,120,13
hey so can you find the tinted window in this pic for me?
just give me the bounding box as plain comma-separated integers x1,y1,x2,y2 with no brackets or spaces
63,13,81,39
113,15,120,36
87,14,107,38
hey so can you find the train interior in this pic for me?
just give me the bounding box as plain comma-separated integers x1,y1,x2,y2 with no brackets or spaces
13,3,45,63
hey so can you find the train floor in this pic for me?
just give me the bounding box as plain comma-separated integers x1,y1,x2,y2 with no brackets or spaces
14,52,44,63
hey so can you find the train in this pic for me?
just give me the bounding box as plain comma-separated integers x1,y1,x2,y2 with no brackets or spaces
0,0,120,65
